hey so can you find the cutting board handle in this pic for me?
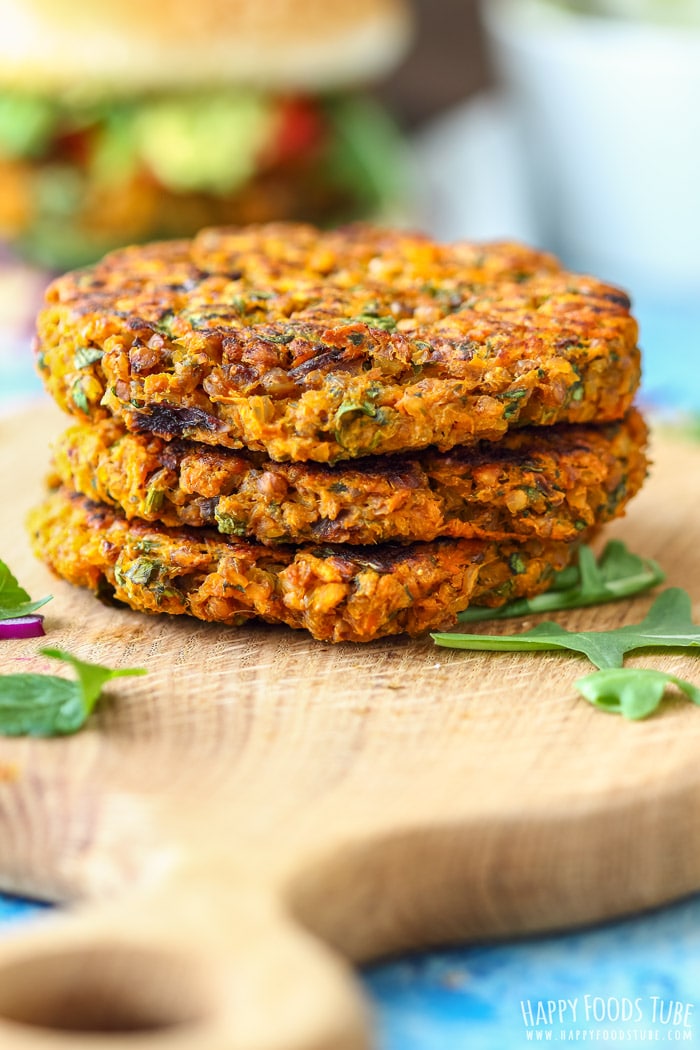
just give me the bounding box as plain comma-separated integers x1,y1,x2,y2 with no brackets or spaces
0,879,370,1050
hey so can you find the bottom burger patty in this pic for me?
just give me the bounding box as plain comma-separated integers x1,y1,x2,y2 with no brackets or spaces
29,489,584,643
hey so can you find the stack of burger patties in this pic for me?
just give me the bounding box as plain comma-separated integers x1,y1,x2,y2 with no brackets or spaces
0,0,411,268
29,223,647,643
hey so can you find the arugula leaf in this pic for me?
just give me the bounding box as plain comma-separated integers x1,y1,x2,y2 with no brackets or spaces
576,668,700,721
0,648,146,737
433,588,700,670
0,558,52,621
459,541,665,623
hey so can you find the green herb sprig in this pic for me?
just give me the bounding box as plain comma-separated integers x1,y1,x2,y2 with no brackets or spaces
0,648,146,737
0,558,51,621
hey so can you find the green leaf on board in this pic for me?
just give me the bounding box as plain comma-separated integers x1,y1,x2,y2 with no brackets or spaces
576,667,700,721
434,588,700,671
0,648,146,737
0,557,52,621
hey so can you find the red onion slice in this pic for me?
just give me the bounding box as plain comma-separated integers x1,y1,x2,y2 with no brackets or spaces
0,615,45,639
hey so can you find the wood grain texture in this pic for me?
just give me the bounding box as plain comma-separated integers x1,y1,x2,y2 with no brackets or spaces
0,402,699,1049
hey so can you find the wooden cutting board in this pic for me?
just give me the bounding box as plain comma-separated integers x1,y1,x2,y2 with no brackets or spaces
1,402,700,1050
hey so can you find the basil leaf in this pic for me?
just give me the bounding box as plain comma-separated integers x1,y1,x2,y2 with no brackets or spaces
0,675,79,736
0,649,146,737
0,599,51,621
0,559,31,607
39,648,146,716
0,558,52,622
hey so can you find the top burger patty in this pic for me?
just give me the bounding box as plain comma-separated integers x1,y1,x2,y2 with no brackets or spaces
36,223,641,463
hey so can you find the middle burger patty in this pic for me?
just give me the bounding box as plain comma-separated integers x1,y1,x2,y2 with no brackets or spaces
50,410,647,546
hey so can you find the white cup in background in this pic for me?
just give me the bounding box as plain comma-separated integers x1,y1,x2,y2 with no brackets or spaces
483,0,700,298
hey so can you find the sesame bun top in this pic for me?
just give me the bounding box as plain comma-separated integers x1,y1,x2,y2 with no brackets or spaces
0,0,413,94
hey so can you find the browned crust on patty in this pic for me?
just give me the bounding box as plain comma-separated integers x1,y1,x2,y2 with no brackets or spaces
28,488,582,643
50,410,648,546
35,223,641,462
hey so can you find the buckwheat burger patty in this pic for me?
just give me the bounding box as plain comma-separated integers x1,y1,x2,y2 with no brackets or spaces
35,223,641,463
50,409,648,546
29,488,584,643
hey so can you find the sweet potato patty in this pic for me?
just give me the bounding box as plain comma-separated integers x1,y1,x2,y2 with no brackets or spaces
35,223,640,463
29,489,583,643
50,409,648,546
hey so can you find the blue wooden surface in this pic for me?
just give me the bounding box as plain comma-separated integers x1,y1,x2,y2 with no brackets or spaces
1,892,699,1046
1,293,699,1047
364,895,700,1048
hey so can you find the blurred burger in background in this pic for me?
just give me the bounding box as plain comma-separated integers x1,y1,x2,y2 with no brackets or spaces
0,0,413,268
